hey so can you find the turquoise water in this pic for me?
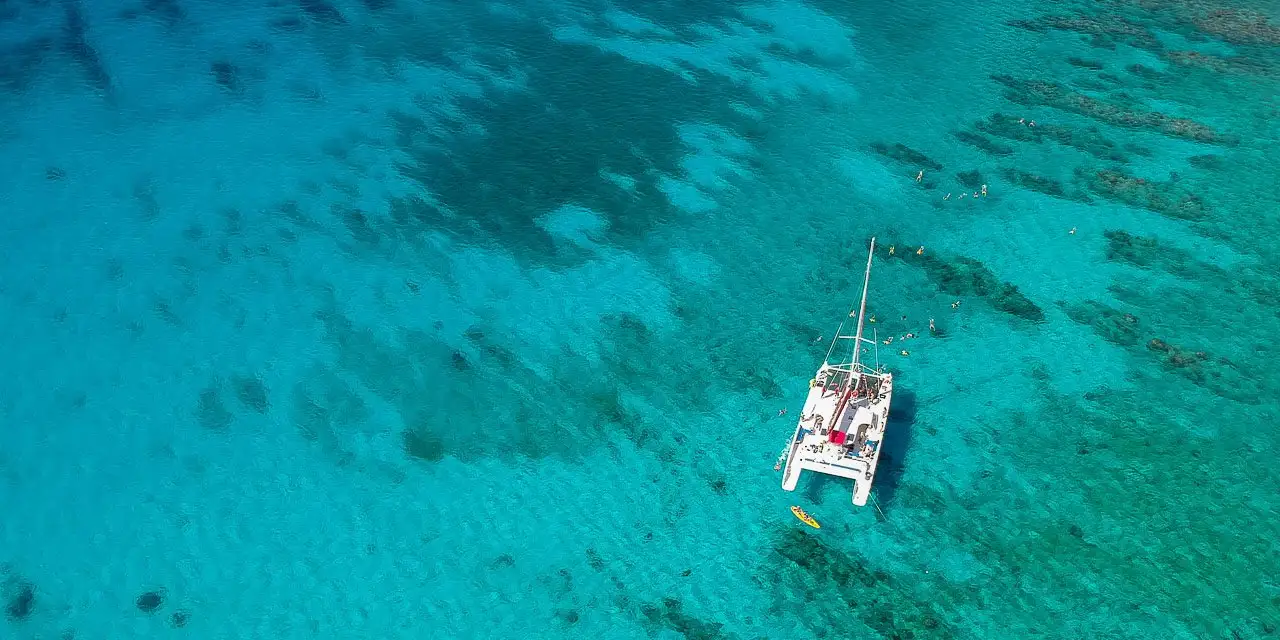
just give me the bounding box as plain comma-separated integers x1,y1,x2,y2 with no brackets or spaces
2,0,1278,637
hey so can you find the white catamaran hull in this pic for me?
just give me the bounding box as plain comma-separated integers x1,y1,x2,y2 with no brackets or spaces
779,236,894,507
781,369,892,505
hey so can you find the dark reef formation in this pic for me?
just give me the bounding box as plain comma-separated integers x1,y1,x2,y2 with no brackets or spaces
766,528,953,639
976,113,1130,163
139,0,186,27
1103,230,1228,281
136,590,164,613
383,14,783,269
1125,63,1166,82
1062,298,1263,403
1061,299,1143,346
63,1,112,95
1186,154,1223,171
869,142,943,171
211,61,240,92
955,169,984,189
402,428,444,462
1162,50,1272,76
1188,7,1280,46
196,380,234,431
993,75,1236,145
299,0,345,24
1102,230,1164,269
233,375,269,413
0,37,54,94
881,245,1045,323
4,576,35,622
1001,168,1092,203
1080,168,1209,220
1147,336,1260,404
292,285,770,469
1067,56,1105,70
952,130,1015,156
1146,337,1208,369
975,375,1279,636
638,598,732,640
1009,13,1162,51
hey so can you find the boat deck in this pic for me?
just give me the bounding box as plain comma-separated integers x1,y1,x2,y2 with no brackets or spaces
782,367,892,505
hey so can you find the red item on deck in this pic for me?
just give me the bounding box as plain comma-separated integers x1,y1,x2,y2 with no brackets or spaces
829,430,847,445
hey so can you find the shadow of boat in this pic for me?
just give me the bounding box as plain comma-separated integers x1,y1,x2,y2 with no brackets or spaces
872,387,917,512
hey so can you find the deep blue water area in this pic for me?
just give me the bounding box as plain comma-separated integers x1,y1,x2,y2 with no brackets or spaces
2,0,1278,637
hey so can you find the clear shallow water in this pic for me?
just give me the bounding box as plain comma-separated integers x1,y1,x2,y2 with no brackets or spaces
1,0,1278,637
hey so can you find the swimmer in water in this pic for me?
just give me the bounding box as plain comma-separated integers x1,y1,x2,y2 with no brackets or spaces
944,193,951,200
1069,227,1077,235
889,245,896,255
929,318,936,333
916,246,924,255
981,184,988,197
778,408,787,417
916,170,923,182
951,300,961,309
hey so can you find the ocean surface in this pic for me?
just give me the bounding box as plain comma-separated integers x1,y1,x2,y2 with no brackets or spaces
2,0,1278,637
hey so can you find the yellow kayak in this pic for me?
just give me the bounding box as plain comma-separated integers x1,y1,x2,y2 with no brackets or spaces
790,506,820,529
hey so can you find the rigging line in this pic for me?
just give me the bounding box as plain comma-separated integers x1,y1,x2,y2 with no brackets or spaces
870,492,888,522
851,236,877,368
823,238,876,365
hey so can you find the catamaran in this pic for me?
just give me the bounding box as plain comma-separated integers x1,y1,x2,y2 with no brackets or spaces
780,237,893,506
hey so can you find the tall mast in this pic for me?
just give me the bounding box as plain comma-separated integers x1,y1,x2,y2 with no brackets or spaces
851,237,876,368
